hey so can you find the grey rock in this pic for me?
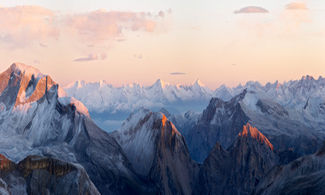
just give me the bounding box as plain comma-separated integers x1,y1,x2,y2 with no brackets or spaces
254,142,325,195
0,154,100,195
113,109,198,195
0,63,152,194
195,123,277,195
184,89,324,163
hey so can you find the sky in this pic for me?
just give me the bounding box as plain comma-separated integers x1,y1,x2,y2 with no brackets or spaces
0,0,324,89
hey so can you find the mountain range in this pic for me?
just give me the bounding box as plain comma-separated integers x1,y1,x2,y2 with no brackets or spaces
0,63,324,195
64,75,325,132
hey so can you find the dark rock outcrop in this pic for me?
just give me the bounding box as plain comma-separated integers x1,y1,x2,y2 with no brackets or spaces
0,154,99,195
195,123,277,195
187,90,249,162
185,89,323,163
254,142,325,195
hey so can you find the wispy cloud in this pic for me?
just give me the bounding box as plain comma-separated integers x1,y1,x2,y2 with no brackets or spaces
236,4,312,40
286,2,308,10
170,72,186,75
65,10,159,43
0,6,166,48
234,6,269,14
0,6,58,48
74,53,106,62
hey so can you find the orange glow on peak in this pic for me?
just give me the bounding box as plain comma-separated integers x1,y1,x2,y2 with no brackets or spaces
239,123,274,151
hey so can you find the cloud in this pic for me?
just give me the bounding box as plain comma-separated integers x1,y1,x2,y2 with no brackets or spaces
170,72,186,75
0,6,165,48
236,4,312,40
0,6,59,48
234,6,269,14
286,2,308,10
74,53,106,62
65,10,158,42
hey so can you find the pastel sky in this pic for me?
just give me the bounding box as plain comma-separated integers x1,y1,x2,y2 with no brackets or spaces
0,0,324,88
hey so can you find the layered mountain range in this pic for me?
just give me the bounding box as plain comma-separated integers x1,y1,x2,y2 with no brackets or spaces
64,75,325,132
0,63,324,194
64,79,212,114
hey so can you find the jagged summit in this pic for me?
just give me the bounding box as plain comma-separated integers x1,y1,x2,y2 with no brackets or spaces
63,77,214,115
115,109,185,169
74,80,86,88
196,123,278,195
193,79,205,87
151,78,168,89
0,63,87,115
10,62,44,77
120,108,180,137
238,123,274,150
0,63,57,107
113,109,195,194
301,75,315,81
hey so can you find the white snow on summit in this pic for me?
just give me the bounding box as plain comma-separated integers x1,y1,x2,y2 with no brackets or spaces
63,75,325,131
64,79,214,113
64,76,325,114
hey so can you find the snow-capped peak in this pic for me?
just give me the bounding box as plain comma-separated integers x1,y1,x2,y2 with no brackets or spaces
0,63,90,118
193,79,205,87
0,63,58,107
70,80,86,89
151,79,168,89
99,80,107,87
76,80,85,88
301,75,314,81
10,62,44,78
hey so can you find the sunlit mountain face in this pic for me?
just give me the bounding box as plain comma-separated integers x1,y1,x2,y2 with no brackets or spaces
0,63,323,195
0,0,324,194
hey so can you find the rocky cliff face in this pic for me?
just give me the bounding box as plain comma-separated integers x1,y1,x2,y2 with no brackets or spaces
113,109,198,195
254,142,325,195
0,63,150,194
185,89,323,163
186,90,250,162
0,154,99,195
0,63,324,194
195,123,278,195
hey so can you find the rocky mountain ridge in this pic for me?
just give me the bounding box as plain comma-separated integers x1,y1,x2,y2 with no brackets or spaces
0,63,323,194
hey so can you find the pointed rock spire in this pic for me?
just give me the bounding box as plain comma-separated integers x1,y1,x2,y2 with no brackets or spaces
238,123,274,150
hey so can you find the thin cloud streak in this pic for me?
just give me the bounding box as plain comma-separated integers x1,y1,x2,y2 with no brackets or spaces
170,72,186,75
286,2,308,10
74,53,106,62
234,6,269,14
